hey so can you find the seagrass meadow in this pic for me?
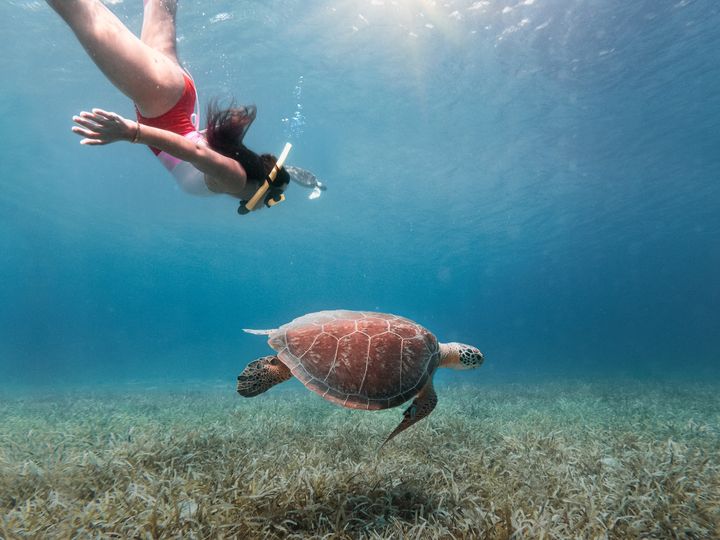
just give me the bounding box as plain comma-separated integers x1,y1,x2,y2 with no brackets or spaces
1,380,718,539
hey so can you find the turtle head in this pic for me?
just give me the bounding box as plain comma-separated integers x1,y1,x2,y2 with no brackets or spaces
237,355,292,397
439,342,484,370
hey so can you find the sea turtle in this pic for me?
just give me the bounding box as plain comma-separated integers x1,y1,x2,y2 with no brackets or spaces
237,310,484,445
286,165,326,199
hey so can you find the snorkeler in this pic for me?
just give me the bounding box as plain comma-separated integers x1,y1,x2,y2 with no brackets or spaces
46,0,291,212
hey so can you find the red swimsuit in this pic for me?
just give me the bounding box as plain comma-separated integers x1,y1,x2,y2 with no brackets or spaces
133,73,211,196
135,73,198,155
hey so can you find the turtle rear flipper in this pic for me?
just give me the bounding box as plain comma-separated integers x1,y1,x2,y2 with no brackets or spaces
381,381,437,449
237,356,292,397
309,180,327,198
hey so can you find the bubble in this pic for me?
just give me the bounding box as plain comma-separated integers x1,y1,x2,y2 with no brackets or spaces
281,76,306,140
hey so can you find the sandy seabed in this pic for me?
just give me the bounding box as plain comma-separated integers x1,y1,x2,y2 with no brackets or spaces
0,380,718,539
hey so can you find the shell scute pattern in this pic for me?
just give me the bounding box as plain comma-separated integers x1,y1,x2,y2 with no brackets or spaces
401,335,437,391
327,332,371,394
364,331,403,399
273,324,317,359
321,319,357,340
295,312,336,327
332,310,367,321
371,313,397,320
390,319,421,339
300,332,340,376
357,317,390,336
270,311,439,409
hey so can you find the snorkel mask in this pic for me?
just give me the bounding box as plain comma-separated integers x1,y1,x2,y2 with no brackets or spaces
238,142,292,215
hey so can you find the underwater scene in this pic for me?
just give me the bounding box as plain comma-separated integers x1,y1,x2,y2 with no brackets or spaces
1,0,719,538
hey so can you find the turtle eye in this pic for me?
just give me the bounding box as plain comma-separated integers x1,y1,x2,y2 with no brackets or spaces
269,357,279,366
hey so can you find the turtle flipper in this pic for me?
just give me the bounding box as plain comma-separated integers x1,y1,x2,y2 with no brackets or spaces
243,328,277,335
286,165,327,198
381,381,437,448
237,356,292,397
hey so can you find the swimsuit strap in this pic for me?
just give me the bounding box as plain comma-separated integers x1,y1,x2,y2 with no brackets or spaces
183,67,201,130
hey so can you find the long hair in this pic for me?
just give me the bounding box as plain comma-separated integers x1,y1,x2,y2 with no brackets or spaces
205,101,290,191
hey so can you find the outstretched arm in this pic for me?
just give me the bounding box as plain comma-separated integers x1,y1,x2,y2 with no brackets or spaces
72,109,248,195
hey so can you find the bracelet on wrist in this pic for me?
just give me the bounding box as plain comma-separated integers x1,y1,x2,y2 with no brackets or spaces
131,122,141,143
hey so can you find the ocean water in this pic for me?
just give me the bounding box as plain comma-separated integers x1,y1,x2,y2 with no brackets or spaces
1,0,719,537
1,0,719,387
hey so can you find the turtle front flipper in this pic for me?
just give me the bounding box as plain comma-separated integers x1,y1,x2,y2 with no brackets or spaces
237,356,292,397
381,381,437,448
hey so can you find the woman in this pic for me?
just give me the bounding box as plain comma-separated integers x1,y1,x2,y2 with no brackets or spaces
47,0,290,205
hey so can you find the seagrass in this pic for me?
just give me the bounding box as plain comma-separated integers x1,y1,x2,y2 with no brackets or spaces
0,380,718,539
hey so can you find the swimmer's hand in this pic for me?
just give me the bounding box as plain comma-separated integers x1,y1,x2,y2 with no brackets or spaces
71,108,136,145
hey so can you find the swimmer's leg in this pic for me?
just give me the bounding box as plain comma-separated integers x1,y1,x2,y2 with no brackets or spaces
45,0,184,117
140,0,180,64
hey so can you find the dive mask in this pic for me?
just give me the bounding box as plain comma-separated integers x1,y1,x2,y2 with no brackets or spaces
238,142,292,215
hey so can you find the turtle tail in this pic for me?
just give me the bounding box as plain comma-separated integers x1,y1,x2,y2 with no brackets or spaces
243,328,277,335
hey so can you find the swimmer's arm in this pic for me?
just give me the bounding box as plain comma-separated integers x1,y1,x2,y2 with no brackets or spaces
72,109,248,193
131,123,248,192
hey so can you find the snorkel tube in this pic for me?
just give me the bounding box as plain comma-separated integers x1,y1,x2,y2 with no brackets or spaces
238,142,292,215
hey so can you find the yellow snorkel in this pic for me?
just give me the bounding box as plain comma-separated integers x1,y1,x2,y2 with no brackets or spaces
238,142,292,215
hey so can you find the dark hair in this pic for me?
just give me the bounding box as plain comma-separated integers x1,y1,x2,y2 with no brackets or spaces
205,102,290,192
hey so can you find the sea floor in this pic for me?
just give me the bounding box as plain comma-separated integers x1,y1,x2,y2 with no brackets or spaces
0,379,718,539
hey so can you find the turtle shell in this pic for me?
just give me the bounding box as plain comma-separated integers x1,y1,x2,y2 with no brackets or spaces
267,310,440,410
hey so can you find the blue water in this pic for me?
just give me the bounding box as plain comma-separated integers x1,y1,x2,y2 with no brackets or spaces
0,0,718,387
